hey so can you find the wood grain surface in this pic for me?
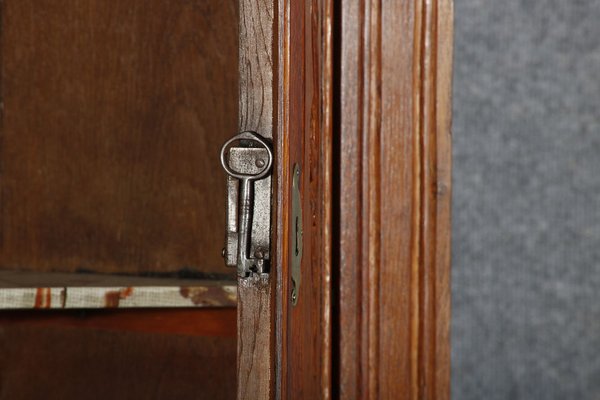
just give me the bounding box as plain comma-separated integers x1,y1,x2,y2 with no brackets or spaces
237,0,275,399
276,0,333,398
0,0,238,276
0,323,236,399
337,0,453,399
0,2,240,398
237,275,272,399
0,308,236,337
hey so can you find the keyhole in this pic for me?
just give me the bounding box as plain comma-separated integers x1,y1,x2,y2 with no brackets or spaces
295,216,300,256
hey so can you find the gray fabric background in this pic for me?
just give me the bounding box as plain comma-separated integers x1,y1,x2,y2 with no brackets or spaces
452,1,600,399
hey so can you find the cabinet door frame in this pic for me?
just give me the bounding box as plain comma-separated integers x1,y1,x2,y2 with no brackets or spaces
235,0,277,398
336,1,453,398
236,0,333,398
237,0,453,399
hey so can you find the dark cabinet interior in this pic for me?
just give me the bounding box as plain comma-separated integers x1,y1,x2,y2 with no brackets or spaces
1,0,237,278
0,0,239,398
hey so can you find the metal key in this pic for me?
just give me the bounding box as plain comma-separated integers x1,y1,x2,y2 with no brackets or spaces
220,131,273,277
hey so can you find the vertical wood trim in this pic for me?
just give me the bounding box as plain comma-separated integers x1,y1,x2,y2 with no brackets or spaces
275,0,333,398
429,1,453,397
275,0,290,397
237,276,273,399
276,0,333,399
338,1,363,397
364,2,382,398
338,0,453,398
238,0,276,399
239,0,275,136
321,0,335,398
413,2,454,398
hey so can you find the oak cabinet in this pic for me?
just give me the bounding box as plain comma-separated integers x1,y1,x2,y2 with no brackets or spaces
0,1,453,399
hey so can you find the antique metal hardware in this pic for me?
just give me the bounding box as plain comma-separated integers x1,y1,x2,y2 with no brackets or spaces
220,131,273,278
291,164,303,305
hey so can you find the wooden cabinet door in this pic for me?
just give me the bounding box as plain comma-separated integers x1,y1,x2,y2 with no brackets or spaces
240,0,453,399
336,1,453,399
235,0,332,399
0,0,452,397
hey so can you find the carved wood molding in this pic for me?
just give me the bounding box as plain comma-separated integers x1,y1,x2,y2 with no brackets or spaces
238,0,452,397
337,1,453,398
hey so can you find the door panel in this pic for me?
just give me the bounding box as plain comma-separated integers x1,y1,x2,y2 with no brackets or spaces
0,0,238,277
282,0,332,398
236,0,453,397
235,0,333,398
235,0,274,398
337,0,453,398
